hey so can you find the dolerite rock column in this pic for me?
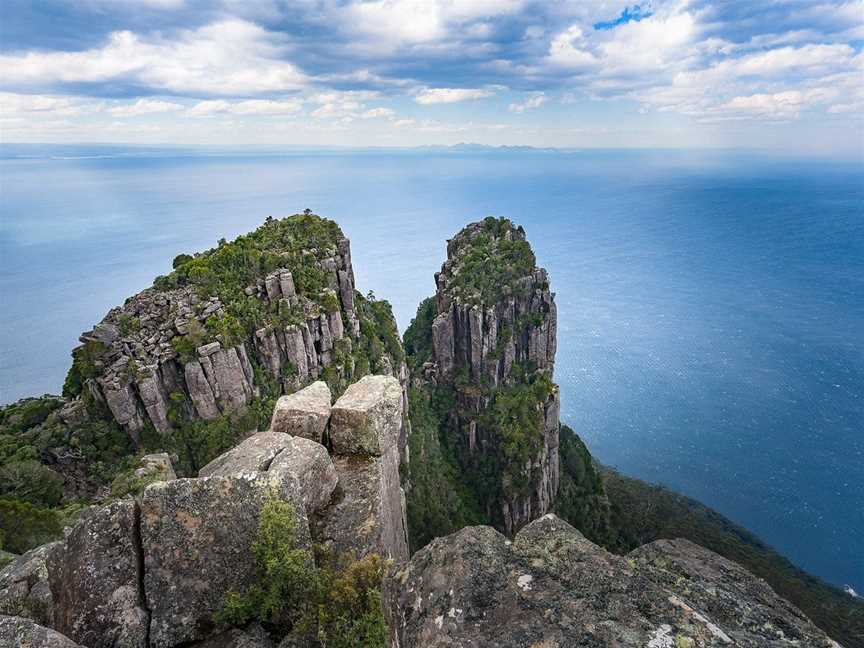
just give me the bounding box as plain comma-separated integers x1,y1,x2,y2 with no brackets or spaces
428,219,560,535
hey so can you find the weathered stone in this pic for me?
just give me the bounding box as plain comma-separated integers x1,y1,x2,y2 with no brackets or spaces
313,448,408,565
197,341,221,357
136,365,171,434
393,514,840,648
135,452,176,482
0,543,60,627
140,474,310,648
47,500,147,648
269,381,331,443
630,538,842,647
194,623,274,648
330,375,402,456
269,437,338,513
185,359,220,420
278,270,295,298
210,346,254,411
0,615,83,648
198,431,292,477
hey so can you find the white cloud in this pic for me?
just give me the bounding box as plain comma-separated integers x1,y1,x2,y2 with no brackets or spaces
415,87,494,104
361,107,396,119
509,92,546,112
0,93,97,117
109,98,184,116
0,20,306,95
341,0,526,49
187,98,303,116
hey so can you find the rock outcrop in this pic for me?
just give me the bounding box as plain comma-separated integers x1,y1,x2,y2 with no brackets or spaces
417,217,561,534
0,615,83,648
392,514,841,648
269,381,331,443
0,374,409,648
63,216,409,457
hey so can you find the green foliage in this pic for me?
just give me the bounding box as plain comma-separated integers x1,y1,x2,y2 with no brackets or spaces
0,460,63,507
0,498,62,554
405,387,487,551
109,464,163,498
172,253,194,269
403,297,436,371
448,217,537,305
553,426,615,547
117,314,141,336
170,318,207,364
218,496,387,647
62,341,106,398
481,371,553,494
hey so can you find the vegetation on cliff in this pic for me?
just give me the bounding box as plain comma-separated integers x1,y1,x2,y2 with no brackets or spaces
1,213,405,555
218,495,387,646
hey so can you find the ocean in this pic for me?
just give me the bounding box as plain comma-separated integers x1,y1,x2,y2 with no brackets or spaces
1,144,861,593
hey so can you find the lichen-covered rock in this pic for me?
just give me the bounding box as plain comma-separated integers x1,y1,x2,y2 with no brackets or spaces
198,431,292,477
0,615,82,648
330,375,402,456
192,623,274,648
313,450,408,565
140,474,310,648
47,500,148,648
268,437,337,514
630,538,842,647
392,514,839,648
269,381,331,443
0,543,60,627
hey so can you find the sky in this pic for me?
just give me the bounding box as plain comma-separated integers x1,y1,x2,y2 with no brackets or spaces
0,0,862,154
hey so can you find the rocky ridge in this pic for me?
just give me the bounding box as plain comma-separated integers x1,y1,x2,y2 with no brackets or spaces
392,514,842,647
0,376,408,648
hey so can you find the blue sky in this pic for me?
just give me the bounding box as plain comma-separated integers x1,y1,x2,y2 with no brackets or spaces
1,0,862,154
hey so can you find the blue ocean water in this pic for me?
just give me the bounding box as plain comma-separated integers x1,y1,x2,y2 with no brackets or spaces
1,144,862,592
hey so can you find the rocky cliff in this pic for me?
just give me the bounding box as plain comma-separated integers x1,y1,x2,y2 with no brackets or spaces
1,376,408,648
58,214,410,475
410,217,561,535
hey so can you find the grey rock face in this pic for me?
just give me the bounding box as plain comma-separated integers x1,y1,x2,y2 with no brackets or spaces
425,219,561,535
0,615,83,648
47,500,148,648
140,474,310,648
268,437,338,514
194,623,274,648
69,232,366,443
630,538,843,647
269,381,332,443
0,544,60,627
198,431,292,477
314,450,409,565
330,375,403,456
393,514,840,648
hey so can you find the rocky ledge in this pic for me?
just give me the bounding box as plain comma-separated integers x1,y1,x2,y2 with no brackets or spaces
0,376,408,648
392,514,841,648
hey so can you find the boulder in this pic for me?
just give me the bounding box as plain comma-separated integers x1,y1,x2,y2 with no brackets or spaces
392,514,840,648
140,474,310,648
47,500,148,648
330,376,402,456
630,538,842,647
0,543,59,627
198,431,292,477
268,437,338,514
193,623,273,648
269,381,331,443
313,450,408,565
0,615,82,648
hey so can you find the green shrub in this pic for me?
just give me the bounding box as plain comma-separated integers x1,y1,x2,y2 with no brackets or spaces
0,498,62,554
0,461,63,507
217,495,387,646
